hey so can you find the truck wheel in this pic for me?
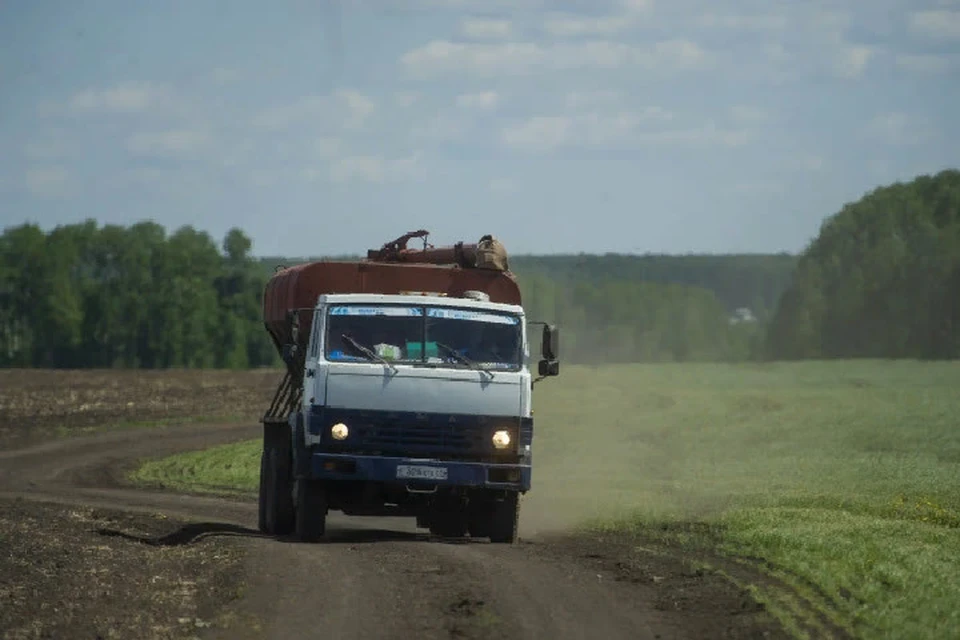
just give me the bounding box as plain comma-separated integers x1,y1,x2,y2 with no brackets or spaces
259,442,295,536
295,478,328,542
257,450,268,532
488,492,520,544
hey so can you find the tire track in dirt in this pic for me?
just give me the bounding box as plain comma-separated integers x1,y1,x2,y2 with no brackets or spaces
0,423,788,640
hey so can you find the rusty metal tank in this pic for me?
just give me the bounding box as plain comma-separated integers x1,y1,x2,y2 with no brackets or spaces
262,231,521,353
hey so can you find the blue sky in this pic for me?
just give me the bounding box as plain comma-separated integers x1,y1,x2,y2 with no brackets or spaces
1,0,958,257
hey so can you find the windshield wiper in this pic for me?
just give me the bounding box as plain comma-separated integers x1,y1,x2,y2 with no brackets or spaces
341,334,398,372
436,342,494,378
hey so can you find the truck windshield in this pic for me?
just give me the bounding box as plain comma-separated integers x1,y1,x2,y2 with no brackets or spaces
325,304,522,370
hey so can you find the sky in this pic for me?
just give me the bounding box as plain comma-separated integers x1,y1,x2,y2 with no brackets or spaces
1,0,958,257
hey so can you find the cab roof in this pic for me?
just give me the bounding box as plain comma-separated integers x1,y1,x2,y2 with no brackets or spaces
317,293,525,315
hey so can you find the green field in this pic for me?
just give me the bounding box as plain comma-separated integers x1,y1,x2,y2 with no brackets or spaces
131,360,960,639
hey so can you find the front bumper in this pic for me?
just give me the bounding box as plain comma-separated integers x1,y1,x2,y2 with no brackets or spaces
309,452,532,492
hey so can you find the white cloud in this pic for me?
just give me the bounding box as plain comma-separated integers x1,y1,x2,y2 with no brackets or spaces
864,112,934,145
620,0,650,11
327,153,423,183
501,109,700,152
211,67,241,85
729,105,767,123
24,139,69,159
316,137,341,157
763,42,791,66
909,10,960,39
337,89,376,126
402,0,648,9
578,111,652,144
811,9,852,32
543,13,634,37
254,89,374,130
68,82,170,113
712,7,882,82
411,114,471,142
501,116,572,152
127,130,209,155
401,39,709,76
895,54,952,73
834,45,874,78
461,17,512,39
564,90,622,109
402,40,540,75
632,123,752,147
651,40,708,68
696,13,787,31
408,0,545,8
395,92,420,108
25,167,71,197
456,91,500,110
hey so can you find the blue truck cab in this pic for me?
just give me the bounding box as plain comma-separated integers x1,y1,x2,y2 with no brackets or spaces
258,289,560,543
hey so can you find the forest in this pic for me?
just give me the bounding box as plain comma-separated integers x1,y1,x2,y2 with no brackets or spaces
1,168,957,368
765,168,960,360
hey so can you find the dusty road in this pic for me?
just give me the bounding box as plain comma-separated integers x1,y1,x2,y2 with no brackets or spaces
0,422,787,640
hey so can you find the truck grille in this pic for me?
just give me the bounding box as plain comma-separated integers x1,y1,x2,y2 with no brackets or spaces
362,420,477,451
309,407,529,457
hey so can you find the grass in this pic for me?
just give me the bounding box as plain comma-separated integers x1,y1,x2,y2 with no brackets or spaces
129,359,960,639
131,438,262,496
54,413,253,438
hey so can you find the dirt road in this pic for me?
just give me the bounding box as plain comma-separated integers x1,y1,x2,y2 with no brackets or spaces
0,422,786,640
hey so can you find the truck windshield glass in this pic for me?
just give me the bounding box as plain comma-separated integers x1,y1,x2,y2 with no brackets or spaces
325,304,521,370
424,307,521,369
326,305,424,363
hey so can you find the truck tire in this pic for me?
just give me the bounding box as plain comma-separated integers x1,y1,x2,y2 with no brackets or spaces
259,442,295,536
295,478,328,542
257,451,268,532
488,491,520,544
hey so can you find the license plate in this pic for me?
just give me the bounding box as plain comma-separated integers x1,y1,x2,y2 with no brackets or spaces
396,464,448,480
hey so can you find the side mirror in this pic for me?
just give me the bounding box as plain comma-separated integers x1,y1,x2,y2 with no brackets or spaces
538,359,560,377
282,343,299,366
541,324,559,361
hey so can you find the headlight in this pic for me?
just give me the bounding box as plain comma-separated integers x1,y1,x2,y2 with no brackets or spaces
331,422,349,440
492,430,511,449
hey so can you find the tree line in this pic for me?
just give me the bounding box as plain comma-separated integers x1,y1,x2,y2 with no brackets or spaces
2,167,955,368
0,221,780,368
765,168,960,360
0,221,275,368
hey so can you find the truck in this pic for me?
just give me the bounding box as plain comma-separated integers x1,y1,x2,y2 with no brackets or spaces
257,230,560,543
